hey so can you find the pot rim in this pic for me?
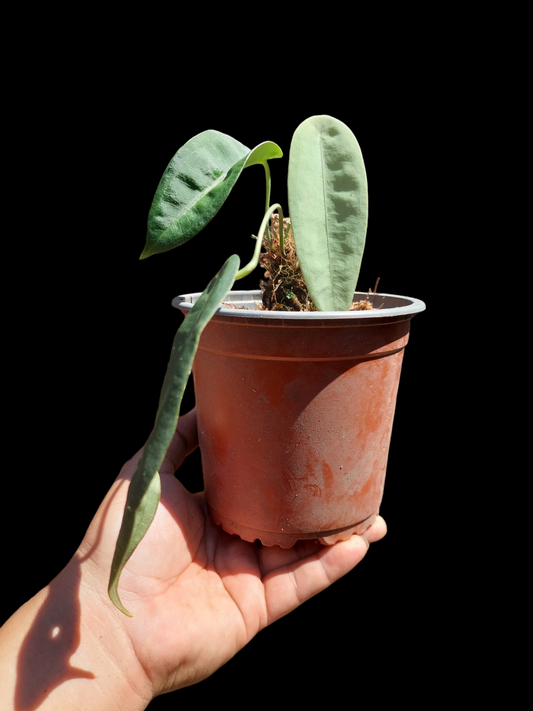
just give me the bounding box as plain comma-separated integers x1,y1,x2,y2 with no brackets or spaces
172,290,426,320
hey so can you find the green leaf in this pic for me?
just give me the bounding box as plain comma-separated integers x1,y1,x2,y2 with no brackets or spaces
244,140,283,168
287,115,368,311
108,255,240,616
141,131,281,259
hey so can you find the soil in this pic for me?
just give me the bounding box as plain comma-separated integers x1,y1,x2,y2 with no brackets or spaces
257,215,378,312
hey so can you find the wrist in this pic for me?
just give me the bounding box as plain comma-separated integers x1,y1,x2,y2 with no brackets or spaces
0,556,154,711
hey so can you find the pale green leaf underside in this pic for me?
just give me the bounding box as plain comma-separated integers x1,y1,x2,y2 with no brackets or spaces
108,255,240,615
244,141,283,168
288,115,368,311
142,131,282,259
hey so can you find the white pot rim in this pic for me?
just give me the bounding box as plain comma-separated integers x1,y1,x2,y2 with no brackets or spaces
173,290,426,321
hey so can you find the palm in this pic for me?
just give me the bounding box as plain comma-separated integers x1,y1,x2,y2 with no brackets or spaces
83,410,386,696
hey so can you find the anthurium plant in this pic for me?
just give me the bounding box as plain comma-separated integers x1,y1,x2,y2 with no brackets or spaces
109,115,369,615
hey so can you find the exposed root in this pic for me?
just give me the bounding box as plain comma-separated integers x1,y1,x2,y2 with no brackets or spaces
351,277,383,310
350,296,375,310
259,215,315,311
258,215,380,312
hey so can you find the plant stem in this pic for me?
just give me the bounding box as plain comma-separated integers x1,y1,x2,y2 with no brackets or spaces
263,161,271,214
263,161,272,247
235,203,283,280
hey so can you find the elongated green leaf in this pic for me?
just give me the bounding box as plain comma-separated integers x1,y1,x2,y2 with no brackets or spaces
108,255,240,615
288,116,368,311
142,131,282,259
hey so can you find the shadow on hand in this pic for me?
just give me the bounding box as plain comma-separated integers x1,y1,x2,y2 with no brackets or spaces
15,557,94,710
15,487,119,710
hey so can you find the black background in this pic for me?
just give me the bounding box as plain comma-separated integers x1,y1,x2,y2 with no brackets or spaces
3,51,461,707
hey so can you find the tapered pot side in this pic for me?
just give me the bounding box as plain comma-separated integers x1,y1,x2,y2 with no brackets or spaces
174,291,425,547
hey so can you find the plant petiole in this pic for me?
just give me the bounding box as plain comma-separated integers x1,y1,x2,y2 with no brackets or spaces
235,203,283,280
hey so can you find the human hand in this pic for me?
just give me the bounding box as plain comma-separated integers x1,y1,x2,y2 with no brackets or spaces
3,408,386,709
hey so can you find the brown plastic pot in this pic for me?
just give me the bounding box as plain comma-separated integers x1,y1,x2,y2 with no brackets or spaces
174,290,425,547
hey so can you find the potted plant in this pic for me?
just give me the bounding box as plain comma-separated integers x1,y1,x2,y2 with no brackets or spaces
108,115,425,616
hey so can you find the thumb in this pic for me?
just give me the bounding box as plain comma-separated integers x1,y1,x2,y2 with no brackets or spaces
159,408,199,476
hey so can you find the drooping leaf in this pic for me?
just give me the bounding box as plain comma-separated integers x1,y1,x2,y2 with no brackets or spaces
141,131,282,259
287,116,368,311
108,255,240,616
